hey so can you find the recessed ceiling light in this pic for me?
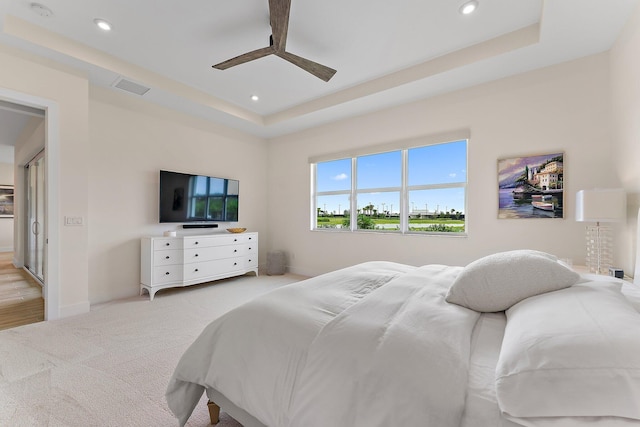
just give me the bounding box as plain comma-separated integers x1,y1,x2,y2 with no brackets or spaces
93,18,112,31
459,1,479,15
30,3,53,18
250,95,259,102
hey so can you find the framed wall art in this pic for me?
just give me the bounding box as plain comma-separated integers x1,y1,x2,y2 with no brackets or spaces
498,152,564,219
0,185,14,218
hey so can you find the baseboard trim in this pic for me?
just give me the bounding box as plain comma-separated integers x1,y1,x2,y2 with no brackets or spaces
286,265,312,276
59,301,90,318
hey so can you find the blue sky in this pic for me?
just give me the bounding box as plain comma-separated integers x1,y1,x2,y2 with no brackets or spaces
317,140,467,214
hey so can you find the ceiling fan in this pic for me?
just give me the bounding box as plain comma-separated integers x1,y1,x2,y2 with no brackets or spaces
212,0,336,82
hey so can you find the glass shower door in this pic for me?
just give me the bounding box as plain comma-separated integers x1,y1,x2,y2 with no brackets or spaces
26,151,45,283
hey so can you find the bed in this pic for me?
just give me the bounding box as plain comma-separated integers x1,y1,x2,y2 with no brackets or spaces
166,247,640,427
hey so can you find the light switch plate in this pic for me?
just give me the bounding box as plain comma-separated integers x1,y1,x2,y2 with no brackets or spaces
64,216,84,226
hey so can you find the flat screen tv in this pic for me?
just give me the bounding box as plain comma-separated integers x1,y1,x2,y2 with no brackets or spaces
159,170,239,223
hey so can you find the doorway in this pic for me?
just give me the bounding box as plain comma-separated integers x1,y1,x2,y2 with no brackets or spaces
0,87,60,321
0,102,45,328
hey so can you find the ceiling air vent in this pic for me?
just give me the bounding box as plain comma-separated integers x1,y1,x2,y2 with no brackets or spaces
112,77,150,96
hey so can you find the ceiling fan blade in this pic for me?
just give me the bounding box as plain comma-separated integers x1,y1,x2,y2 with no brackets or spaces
213,46,275,70
277,51,336,82
269,0,291,51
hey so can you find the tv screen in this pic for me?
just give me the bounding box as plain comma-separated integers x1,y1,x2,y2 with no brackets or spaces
159,170,239,223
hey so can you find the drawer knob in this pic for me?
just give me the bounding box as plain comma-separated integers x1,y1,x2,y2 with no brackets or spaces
165,256,170,259
195,254,199,257
165,272,170,275
234,249,237,253
248,247,252,250
165,243,170,246
234,238,238,242
195,268,199,272
248,259,252,262
234,262,237,266
249,237,252,240
194,241,199,245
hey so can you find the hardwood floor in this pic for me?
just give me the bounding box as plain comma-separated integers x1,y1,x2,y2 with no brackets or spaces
0,252,44,331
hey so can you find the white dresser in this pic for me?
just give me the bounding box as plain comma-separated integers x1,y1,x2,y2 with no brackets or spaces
140,232,258,300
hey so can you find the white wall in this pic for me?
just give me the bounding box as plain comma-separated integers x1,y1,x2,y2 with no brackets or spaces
611,1,640,277
88,87,268,303
0,162,14,252
267,53,618,277
0,44,90,318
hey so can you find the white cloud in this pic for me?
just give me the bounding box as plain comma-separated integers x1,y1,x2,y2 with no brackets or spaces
333,173,348,180
449,173,457,178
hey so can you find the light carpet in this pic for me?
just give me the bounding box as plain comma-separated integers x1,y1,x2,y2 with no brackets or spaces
0,272,306,426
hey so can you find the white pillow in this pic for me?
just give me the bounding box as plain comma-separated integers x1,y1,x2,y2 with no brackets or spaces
445,250,579,312
496,281,640,420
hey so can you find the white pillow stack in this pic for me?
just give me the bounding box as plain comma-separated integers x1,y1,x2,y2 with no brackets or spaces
496,281,640,420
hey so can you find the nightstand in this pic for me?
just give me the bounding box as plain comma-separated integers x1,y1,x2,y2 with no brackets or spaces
571,265,632,282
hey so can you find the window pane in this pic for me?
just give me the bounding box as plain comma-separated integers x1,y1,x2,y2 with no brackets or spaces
189,197,207,219
225,196,239,221
208,177,225,195
356,191,400,231
357,151,401,189
192,176,208,196
317,159,351,192
317,194,350,230
227,179,239,195
207,196,224,220
408,140,467,186
408,188,465,233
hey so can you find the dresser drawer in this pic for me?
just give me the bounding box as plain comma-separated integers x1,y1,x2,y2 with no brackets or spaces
153,249,183,266
183,233,258,249
153,238,183,251
184,245,248,263
184,235,238,249
153,265,184,284
246,255,258,268
243,233,257,244
246,242,257,254
184,257,245,281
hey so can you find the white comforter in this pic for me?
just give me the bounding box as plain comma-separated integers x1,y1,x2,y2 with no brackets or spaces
166,261,480,427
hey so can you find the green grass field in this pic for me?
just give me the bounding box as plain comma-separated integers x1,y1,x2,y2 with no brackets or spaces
317,216,465,232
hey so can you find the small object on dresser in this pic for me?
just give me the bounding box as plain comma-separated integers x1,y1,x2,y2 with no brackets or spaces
226,227,247,233
608,267,624,279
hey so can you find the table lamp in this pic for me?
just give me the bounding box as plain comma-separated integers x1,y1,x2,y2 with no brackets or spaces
575,189,626,274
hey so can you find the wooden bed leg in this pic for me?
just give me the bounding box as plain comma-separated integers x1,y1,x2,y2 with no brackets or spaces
207,400,220,425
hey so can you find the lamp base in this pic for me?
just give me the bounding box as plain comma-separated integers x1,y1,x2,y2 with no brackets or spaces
585,224,613,274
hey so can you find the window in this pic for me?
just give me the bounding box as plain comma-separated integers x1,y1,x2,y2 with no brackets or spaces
356,151,401,231
311,137,467,234
315,158,351,230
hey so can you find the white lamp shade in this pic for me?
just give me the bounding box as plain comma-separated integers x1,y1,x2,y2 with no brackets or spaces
575,189,626,223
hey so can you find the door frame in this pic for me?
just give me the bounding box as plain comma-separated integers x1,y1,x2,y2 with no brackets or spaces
0,87,60,321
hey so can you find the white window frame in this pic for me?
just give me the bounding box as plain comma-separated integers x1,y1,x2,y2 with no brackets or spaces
310,130,469,235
